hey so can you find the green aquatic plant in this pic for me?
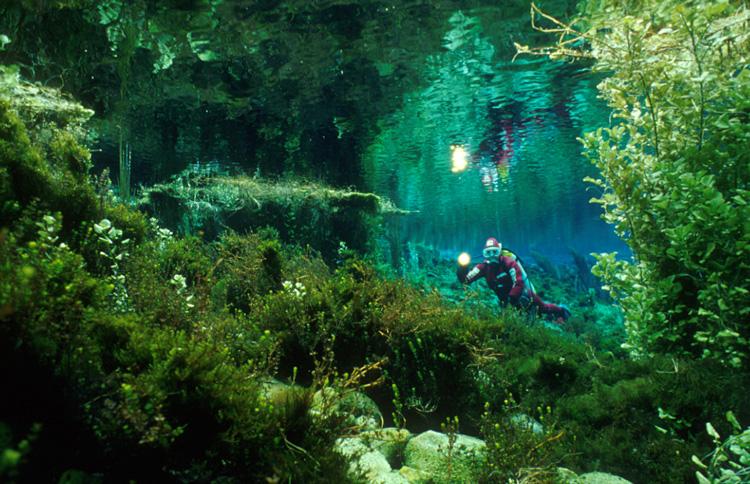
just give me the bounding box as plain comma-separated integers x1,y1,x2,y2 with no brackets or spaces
170,273,195,311
213,231,284,313
585,1,750,365
479,397,564,483
118,136,131,203
2,204,745,481
694,412,750,483
94,218,130,313
518,0,750,365
0,422,39,481
390,382,406,429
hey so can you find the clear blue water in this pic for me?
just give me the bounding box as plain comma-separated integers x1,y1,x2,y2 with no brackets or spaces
74,2,628,264
365,9,629,263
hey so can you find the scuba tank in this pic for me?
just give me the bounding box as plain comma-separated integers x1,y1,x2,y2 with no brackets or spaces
500,247,536,293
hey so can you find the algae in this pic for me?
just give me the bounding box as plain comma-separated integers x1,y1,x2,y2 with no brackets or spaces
138,172,412,259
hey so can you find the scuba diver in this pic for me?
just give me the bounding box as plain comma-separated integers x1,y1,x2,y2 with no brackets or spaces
457,237,571,322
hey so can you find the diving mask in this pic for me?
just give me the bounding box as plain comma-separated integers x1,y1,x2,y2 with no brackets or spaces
483,247,501,259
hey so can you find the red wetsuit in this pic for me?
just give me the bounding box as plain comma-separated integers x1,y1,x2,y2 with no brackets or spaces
457,256,567,319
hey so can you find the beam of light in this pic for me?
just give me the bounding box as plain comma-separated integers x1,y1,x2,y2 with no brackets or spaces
451,145,468,173
458,252,471,266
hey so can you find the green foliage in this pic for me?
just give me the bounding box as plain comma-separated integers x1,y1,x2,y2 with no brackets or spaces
103,202,149,244
0,99,98,235
124,245,200,331
694,412,750,483
0,213,109,373
250,255,489,421
93,218,130,312
2,204,748,481
2,65,748,481
586,2,750,364
522,1,750,364
48,131,90,181
0,210,348,481
156,235,213,287
0,101,353,480
214,231,284,312
479,398,563,483
0,422,39,482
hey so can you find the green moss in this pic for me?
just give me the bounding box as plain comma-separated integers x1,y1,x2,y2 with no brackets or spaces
103,204,149,245
0,100,99,236
0,100,49,212
3,202,748,481
49,131,90,181
213,231,286,312
138,172,407,260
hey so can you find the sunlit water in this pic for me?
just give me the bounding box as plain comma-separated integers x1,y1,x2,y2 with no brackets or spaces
87,2,629,263
365,10,629,263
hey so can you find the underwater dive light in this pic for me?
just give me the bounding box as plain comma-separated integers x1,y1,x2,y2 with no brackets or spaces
457,252,471,266
451,145,469,173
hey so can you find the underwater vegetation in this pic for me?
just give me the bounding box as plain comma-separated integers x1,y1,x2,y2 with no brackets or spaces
0,0,749,483
0,73,748,483
576,0,750,368
519,0,750,363
138,170,410,261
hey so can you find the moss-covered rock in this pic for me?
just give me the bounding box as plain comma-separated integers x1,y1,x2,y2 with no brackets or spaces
397,465,433,483
577,472,632,484
0,79,99,235
335,436,408,484
554,468,633,484
0,65,93,143
359,428,412,468
138,172,411,260
403,430,486,483
311,388,383,431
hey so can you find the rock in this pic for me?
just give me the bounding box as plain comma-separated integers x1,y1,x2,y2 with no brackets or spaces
138,174,411,259
258,377,309,409
0,67,94,131
509,413,544,435
556,467,581,482
359,428,412,466
259,379,383,431
398,465,432,483
403,430,486,483
335,437,408,484
554,468,633,484
578,472,633,484
260,377,294,398
311,388,383,431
